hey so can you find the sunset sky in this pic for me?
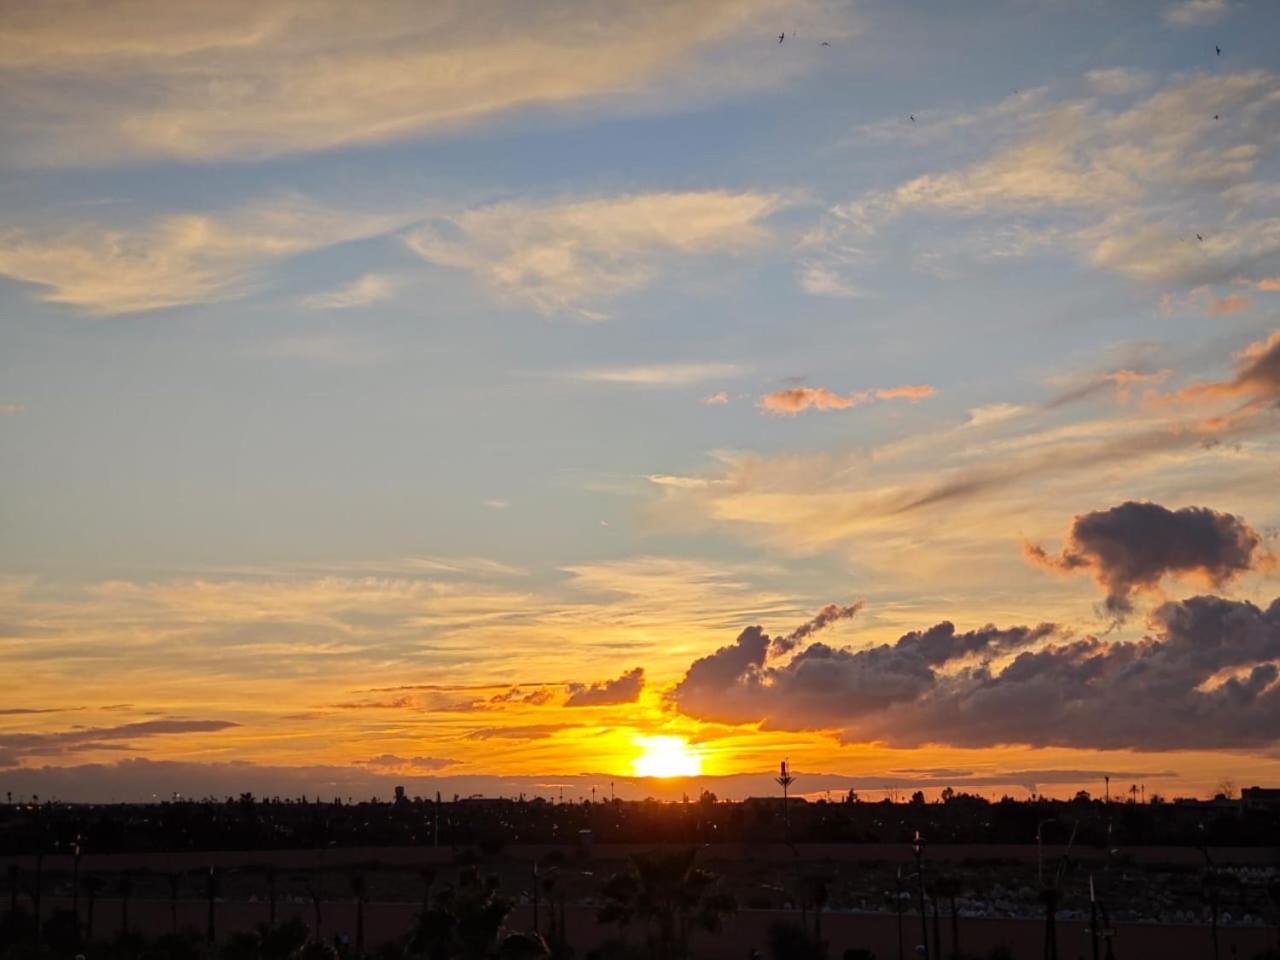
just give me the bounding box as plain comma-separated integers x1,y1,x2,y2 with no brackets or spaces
2,0,1280,802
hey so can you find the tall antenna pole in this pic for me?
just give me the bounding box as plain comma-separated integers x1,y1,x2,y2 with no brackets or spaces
776,759,796,845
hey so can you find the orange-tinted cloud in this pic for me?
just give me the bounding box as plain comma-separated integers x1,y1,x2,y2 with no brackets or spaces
1168,328,1280,409
1208,293,1250,316
759,384,935,415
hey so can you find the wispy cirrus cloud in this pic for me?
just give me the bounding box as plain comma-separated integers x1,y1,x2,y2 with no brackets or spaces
0,0,825,166
301,273,397,310
0,195,418,315
405,191,781,316
1163,0,1230,27
571,362,748,387
809,70,1280,295
0,719,240,766
646,331,1280,600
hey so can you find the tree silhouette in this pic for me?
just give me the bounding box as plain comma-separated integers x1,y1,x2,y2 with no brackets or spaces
598,847,736,960
118,875,134,935
265,864,279,927
167,870,183,933
206,866,220,944
931,874,963,960
410,866,511,960
349,870,369,958
81,874,103,941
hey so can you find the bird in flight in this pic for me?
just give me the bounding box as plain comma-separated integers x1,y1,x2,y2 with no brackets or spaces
909,114,915,122
1214,114,1220,120
1216,45,1221,55
1196,233,1204,242
821,40,830,46
778,32,785,43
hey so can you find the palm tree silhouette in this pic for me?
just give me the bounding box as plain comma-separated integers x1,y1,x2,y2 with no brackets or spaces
932,873,963,959
304,873,325,941
118,875,134,936
206,866,220,944
166,871,183,933
349,871,369,958
265,865,279,927
81,874,103,941
598,847,735,960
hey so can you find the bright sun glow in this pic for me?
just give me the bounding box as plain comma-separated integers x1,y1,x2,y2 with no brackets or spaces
631,735,703,778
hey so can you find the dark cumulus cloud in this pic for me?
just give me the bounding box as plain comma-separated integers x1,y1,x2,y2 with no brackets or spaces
565,667,645,707
672,615,1052,729
1026,501,1264,615
673,595,1280,752
771,602,863,655
671,602,866,718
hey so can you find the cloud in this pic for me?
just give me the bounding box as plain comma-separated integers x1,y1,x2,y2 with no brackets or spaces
564,667,646,706
572,362,748,387
648,332,1280,572
0,0,817,166
770,602,863,655
1253,276,1280,291
1164,0,1230,26
357,754,456,771
1208,293,1250,315
1169,328,1280,410
0,404,23,415
0,195,416,315
486,687,556,707
810,70,1280,294
701,391,731,406
405,191,780,315
466,724,580,740
798,263,865,298
301,273,397,310
0,719,240,763
759,384,935,415
329,696,417,710
1085,68,1154,96
1026,501,1264,615
673,595,1280,751
672,612,1054,730
965,403,1028,427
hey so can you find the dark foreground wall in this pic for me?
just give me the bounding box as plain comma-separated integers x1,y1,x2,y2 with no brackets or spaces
41,897,1278,960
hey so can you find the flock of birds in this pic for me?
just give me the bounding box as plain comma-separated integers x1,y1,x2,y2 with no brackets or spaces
773,31,1227,245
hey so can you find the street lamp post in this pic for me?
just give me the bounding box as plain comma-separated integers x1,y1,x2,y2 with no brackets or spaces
913,831,930,960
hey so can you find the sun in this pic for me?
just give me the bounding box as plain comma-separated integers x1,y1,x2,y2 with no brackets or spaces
631,735,703,778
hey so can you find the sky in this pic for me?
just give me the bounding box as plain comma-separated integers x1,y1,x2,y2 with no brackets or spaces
2,0,1280,803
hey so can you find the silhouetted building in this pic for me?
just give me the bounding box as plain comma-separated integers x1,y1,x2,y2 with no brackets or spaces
1241,786,1280,814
